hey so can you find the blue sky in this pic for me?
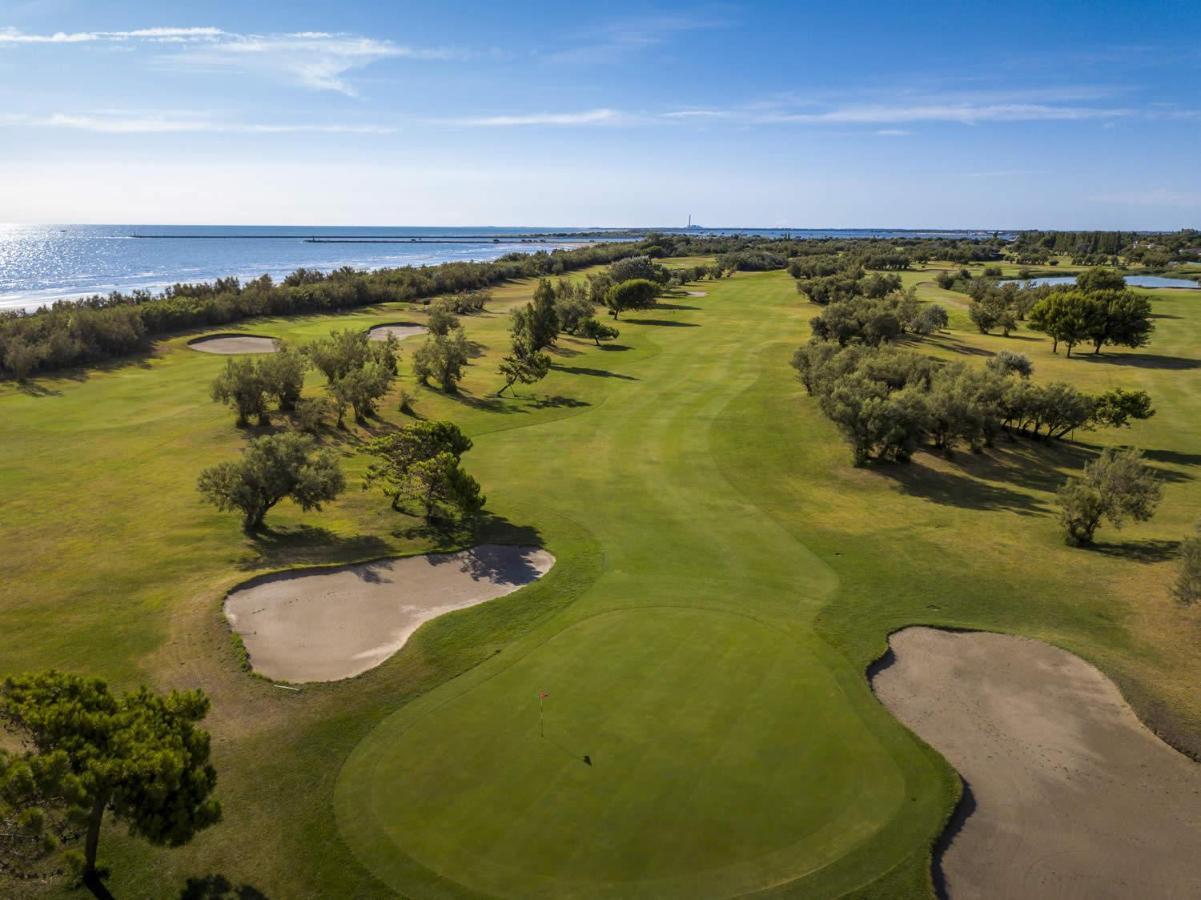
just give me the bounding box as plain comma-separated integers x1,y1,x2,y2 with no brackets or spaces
0,0,1198,227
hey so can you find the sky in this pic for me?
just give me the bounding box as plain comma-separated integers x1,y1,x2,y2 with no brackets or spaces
0,0,1198,228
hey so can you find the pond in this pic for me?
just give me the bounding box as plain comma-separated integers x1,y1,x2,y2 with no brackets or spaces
1009,275,1200,290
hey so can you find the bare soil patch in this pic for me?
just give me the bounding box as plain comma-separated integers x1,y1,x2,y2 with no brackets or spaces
872,627,1201,899
189,334,279,354
368,323,427,342
225,545,554,683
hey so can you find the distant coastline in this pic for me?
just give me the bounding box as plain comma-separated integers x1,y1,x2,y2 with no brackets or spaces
0,224,1012,313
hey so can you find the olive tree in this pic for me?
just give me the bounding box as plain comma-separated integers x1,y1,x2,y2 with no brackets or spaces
578,317,620,345
256,343,307,412
986,350,1033,379
412,328,469,393
1091,388,1155,429
427,303,461,336
363,421,483,521
210,358,267,427
497,344,551,396
1173,523,1201,604
1028,292,1102,356
1057,447,1161,546
197,432,345,530
0,672,221,885
604,279,659,319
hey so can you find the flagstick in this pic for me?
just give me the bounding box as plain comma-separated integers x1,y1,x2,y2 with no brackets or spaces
539,693,545,737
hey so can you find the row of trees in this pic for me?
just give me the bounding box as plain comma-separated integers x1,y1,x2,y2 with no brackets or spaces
197,417,486,531
792,341,1154,466
808,292,948,346
210,331,400,429
0,238,662,379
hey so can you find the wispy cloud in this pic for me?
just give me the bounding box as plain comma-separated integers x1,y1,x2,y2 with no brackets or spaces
434,108,621,127
0,111,396,134
0,26,222,43
665,101,1132,125
547,12,728,64
0,27,457,94
875,128,911,136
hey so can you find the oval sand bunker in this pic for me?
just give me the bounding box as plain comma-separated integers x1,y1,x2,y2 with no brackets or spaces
189,334,279,354
225,545,554,683
368,323,427,342
872,627,1201,899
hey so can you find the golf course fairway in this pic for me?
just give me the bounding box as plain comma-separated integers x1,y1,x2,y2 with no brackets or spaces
335,274,951,898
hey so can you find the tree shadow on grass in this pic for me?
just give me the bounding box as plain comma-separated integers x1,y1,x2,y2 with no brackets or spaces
1085,538,1180,564
445,389,528,415
180,874,268,900
10,379,63,396
473,511,544,548
622,318,700,327
238,525,392,571
1075,351,1201,370
1143,448,1201,468
879,455,1049,516
653,301,700,311
551,364,637,381
598,343,633,352
913,333,992,357
530,395,590,409
464,340,488,360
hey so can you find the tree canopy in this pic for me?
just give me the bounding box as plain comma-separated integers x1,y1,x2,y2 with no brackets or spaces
0,671,220,883
604,279,660,319
1057,447,1161,546
363,421,483,521
197,432,345,530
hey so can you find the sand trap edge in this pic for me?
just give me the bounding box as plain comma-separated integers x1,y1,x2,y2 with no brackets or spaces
367,323,428,342
188,333,280,354
866,624,1201,896
223,544,555,684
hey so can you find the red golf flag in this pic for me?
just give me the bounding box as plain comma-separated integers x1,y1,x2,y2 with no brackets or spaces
539,691,550,699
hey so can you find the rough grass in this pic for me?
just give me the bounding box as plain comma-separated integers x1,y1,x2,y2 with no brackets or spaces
1,264,1198,898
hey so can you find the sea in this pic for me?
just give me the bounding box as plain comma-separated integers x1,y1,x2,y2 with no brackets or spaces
0,224,1006,314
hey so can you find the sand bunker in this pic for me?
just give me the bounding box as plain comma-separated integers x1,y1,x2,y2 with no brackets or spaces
685,290,708,297
189,334,279,354
368,323,427,342
225,545,554,683
872,627,1201,899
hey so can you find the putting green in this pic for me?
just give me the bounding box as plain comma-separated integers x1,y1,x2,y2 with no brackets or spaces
337,608,908,898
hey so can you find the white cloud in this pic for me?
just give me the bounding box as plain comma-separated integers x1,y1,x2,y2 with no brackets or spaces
747,103,1131,125
875,128,911,136
0,111,396,134
0,27,455,94
0,26,223,44
436,109,621,127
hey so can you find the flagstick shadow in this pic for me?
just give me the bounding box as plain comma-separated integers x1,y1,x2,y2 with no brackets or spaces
540,731,593,767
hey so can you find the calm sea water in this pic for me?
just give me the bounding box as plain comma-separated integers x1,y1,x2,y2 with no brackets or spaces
0,224,1005,313
1015,275,1199,290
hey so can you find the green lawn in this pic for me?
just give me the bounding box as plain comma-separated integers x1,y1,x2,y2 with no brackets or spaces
1,264,1198,898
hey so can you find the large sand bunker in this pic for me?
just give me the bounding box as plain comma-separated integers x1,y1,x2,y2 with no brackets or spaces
685,290,708,297
872,627,1201,899
368,323,427,342
225,545,554,683
189,334,279,354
